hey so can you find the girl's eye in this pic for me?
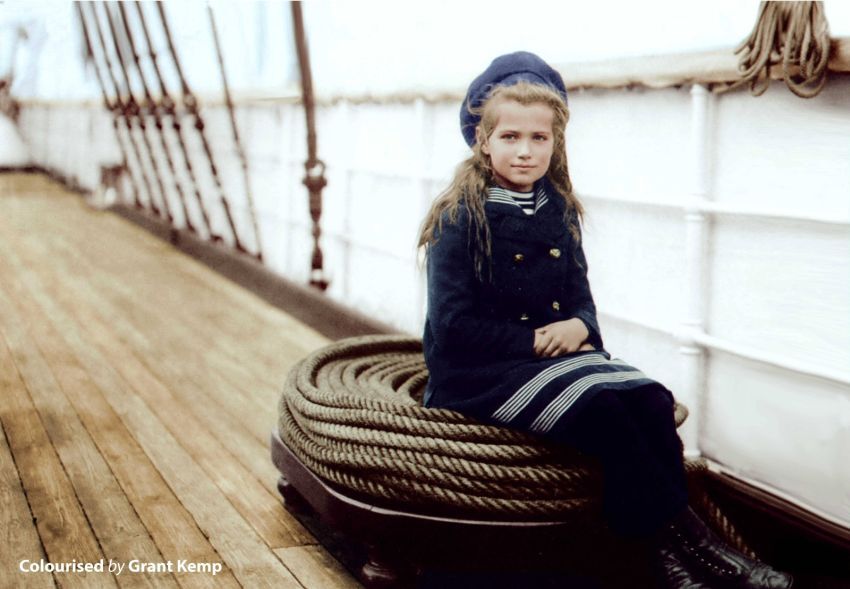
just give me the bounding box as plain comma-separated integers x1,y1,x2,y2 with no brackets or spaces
534,135,549,141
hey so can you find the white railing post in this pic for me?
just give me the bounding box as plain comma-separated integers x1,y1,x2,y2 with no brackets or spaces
679,84,711,457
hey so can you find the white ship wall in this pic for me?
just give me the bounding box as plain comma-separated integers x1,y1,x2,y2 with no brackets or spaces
14,74,850,530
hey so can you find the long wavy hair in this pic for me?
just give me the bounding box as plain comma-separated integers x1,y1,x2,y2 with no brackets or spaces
417,81,584,281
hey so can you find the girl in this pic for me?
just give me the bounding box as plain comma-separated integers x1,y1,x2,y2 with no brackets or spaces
417,51,792,589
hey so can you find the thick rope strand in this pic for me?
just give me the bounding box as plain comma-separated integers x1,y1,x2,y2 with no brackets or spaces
725,1,830,98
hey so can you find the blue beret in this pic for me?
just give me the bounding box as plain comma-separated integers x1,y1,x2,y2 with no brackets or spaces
460,51,568,147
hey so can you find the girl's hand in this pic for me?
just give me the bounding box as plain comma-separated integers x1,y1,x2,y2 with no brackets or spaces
533,318,591,358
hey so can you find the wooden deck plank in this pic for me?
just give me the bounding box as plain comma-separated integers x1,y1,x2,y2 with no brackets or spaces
21,188,314,412
6,223,314,551
9,183,322,510
0,226,305,589
0,335,116,589
6,180,319,408
0,247,242,589
49,238,285,439
5,185,319,383
32,190,325,377
1,185,292,398
0,178,354,589
0,276,178,589
0,174,362,589
273,546,363,589
50,236,297,472
0,418,56,589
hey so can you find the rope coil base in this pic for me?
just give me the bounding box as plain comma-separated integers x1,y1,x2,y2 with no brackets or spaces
278,335,755,555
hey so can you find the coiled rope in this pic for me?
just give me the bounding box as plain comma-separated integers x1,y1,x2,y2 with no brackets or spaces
726,1,830,98
278,335,754,554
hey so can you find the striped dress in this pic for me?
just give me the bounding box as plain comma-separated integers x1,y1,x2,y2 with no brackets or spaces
423,180,668,441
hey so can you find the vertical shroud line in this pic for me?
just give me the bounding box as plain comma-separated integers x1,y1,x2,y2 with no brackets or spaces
291,2,329,291
101,2,173,224
156,2,244,251
116,2,195,234
75,2,142,209
207,5,263,261
85,1,160,217
79,2,153,211
132,1,214,239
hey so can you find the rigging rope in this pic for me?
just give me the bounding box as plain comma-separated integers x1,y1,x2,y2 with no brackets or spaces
133,2,214,238
725,1,830,98
81,2,157,214
207,5,264,262
157,3,244,250
278,335,755,556
77,5,137,205
103,2,173,224
115,2,195,235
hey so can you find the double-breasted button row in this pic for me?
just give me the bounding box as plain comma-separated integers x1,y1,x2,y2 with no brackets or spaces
513,248,561,262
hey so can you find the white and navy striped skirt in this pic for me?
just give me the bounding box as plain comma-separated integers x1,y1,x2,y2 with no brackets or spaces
439,350,665,441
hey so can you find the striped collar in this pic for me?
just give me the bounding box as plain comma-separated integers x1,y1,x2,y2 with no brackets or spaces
486,184,549,216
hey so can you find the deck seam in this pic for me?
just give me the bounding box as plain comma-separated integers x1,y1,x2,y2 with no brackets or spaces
0,415,58,588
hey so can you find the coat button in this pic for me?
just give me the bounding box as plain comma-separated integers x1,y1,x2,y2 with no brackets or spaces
519,313,529,321
552,301,560,311
513,253,524,263
549,248,561,259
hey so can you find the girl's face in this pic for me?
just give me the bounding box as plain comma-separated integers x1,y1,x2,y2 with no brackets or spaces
480,99,555,192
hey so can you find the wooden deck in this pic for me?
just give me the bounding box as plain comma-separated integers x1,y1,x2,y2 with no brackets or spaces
0,174,362,589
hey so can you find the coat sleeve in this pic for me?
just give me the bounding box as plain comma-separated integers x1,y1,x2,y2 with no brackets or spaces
426,212,536,361
570,232,605,351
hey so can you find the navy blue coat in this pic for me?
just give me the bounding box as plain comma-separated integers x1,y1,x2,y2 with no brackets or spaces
422,182,664,438
422,181,609,414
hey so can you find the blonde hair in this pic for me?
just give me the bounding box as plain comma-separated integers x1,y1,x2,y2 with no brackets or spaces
417,81,584,280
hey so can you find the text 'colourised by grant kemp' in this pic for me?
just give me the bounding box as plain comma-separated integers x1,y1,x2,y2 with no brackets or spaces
19,559,224,576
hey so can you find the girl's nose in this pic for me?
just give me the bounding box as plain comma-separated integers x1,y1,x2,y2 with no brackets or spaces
517,140,531,157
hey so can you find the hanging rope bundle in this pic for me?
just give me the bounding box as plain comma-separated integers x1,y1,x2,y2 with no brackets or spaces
728,1,831,98
291,2,330,291
278,335,753,554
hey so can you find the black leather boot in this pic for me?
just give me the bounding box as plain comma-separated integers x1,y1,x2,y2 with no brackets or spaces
664,507,793,589
655,544,719,588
